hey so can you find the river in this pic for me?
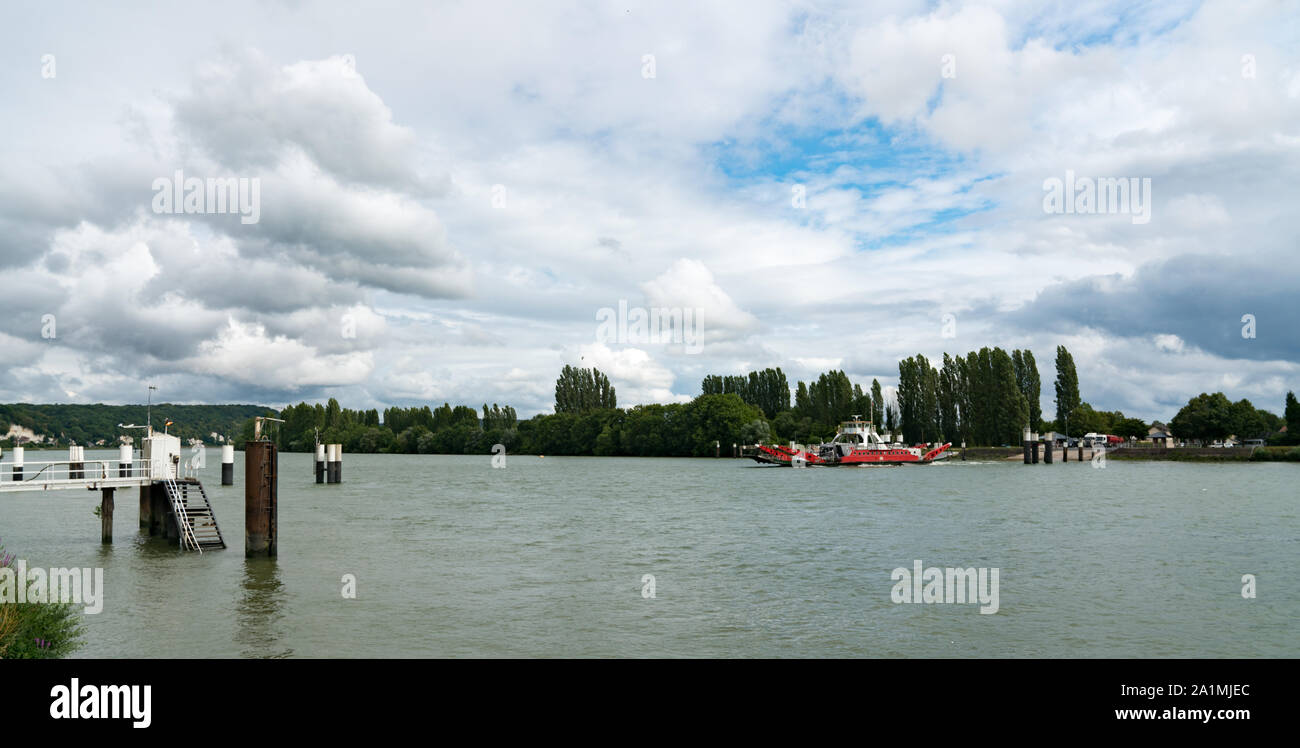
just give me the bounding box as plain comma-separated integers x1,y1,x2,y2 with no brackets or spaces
2,449,1294,657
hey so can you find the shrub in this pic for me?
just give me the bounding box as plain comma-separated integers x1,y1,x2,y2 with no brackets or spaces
0,540,86,659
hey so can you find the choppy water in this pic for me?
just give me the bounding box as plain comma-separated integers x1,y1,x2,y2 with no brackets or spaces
2,449,1295,657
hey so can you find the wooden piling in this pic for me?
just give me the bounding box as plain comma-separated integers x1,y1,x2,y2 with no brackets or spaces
101,488,114,544
244,440,277,557
1078,444,1084,461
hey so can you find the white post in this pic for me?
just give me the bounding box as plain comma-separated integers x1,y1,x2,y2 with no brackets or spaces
119,444,132,478
12,445,23,481
221,444,235,485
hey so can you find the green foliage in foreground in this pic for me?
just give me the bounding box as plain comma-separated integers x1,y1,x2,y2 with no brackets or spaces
0,542,85,659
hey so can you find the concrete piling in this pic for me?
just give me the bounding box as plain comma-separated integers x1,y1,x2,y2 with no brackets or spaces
10,446,21,481
221,444,235,485
139,485,151,529
315,443,325,484
119,444,132,478
244,440,278,557
149,483,170,537
69,446,84,480
1044,440,1054,464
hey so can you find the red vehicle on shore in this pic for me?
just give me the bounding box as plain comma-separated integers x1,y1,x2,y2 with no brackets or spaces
744,418,952,466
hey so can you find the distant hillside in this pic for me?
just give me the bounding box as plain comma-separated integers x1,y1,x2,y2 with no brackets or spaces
0,403,277,448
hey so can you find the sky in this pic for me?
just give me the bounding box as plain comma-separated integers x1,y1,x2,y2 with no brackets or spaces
0,0,1296,422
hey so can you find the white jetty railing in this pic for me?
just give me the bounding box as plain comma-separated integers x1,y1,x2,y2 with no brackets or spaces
0,457,169,493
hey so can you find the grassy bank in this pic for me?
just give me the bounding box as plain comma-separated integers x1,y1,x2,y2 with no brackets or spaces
1248,446,1300,462
1105,446,1300,462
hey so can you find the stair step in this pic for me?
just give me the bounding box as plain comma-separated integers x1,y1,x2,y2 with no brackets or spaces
163,478,224,552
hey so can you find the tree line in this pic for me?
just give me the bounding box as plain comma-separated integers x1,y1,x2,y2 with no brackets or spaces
240,357,1294,455
0,403,267,448
11,356,1290,457
1168,391,1294,445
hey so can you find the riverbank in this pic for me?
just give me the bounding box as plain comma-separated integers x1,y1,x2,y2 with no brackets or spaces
1108,446,1300,462
956,445,1300,462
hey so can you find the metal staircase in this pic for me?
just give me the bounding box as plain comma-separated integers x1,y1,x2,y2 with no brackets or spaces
162,478,226,551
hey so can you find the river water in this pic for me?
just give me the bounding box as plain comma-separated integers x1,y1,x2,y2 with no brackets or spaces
3,449,1295,658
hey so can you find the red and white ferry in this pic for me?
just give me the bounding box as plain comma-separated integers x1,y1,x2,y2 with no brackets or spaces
745,418,952,466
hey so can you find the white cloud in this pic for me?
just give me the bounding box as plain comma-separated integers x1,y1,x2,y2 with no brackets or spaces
186,318,374,390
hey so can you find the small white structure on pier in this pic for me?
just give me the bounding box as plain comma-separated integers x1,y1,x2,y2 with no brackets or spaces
1,426,224,552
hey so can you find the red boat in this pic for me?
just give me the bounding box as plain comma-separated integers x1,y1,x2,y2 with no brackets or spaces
744,418,952,466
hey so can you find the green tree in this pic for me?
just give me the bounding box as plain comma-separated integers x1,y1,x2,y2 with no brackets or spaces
1113,417,1148,440
1169,392,1233,445
1053,345,1081,437
554,365,616,414
870,379,884,427
1013,349,1042,430
1284,391,1300,444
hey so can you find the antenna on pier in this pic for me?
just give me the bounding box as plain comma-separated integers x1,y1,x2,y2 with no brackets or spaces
146,385,158,437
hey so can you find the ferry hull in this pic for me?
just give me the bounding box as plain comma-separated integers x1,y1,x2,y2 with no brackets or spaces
746,442,952,466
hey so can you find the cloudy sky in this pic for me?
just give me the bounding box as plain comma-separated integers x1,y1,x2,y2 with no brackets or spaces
1,0,1296,421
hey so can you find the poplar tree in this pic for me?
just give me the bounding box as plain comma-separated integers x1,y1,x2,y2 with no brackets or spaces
1054,345,1081,436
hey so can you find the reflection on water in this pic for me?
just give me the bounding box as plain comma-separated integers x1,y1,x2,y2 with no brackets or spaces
237,559,293,658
